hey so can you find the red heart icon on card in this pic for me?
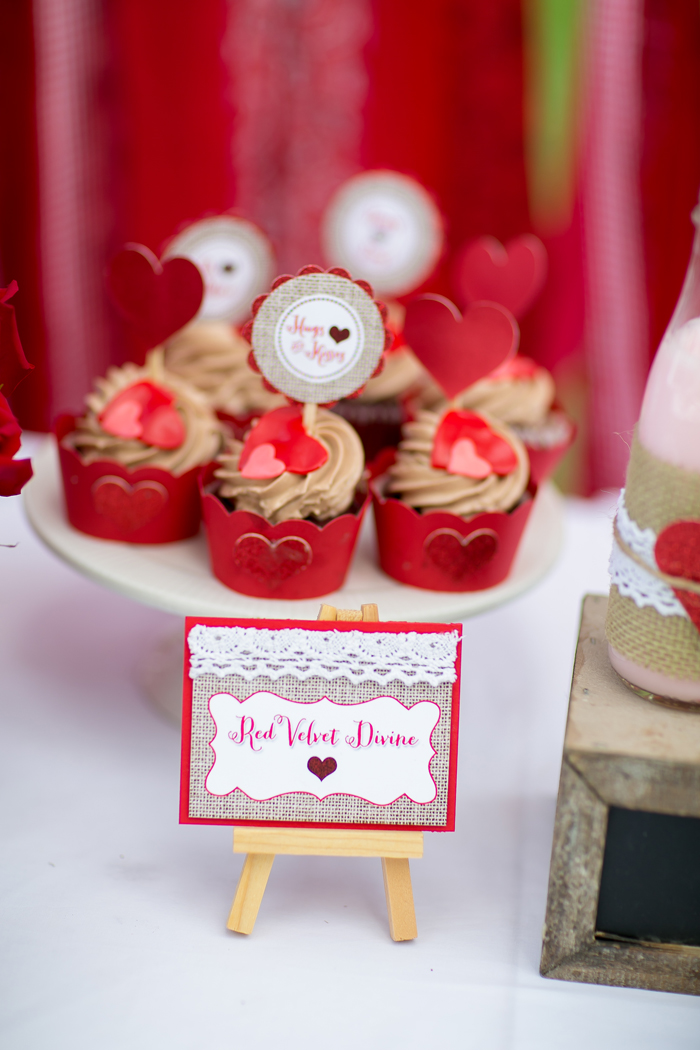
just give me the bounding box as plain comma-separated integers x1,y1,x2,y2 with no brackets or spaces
233,533,313,585
92,476,168,532
239,406,328,476
655,520,700,631
432,411,518,476
307,756,337,781
453,235,547,318
425,528,499,579
403,296,518,399
106,245,204,348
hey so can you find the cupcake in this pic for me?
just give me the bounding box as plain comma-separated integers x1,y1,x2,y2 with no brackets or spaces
372,407,535,591
200,405,369,598
447,356,574,485
58,352,223,543
332,302,438,462
163,320,285,436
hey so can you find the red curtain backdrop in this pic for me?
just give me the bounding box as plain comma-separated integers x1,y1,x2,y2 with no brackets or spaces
2,0,700,492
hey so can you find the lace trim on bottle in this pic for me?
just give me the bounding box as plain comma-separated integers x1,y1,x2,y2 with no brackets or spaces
609,490,687,618
188,625,460,687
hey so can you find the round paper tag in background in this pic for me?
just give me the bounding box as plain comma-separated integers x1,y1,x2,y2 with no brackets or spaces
321,171,444,297
251,273,385,403
163,216,275,324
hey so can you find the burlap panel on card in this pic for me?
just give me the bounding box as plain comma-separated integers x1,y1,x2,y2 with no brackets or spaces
606,432,700,680
189,672,453,827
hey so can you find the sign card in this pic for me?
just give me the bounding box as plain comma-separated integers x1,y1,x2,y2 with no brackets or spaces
164,215,275,324
321,170,444,297
180,617,461,830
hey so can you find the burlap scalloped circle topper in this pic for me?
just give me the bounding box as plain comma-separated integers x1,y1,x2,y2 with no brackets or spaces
248,270,387,404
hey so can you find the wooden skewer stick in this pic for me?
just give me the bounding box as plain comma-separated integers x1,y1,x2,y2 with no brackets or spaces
226,602,421,940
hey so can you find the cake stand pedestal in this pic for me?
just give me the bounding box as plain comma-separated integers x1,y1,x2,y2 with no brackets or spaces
24,437,565,720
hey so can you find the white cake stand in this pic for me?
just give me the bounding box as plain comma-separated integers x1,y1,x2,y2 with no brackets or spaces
24,437,565,718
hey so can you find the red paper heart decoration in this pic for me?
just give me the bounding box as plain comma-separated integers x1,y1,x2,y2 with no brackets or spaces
99,382,185,450
232,533,313,585
447,438,492,479
240,443,286,479
239,406,328,477
106,245,204,348
432,411,518,476
655,520,700,631
424,528,499,579
92,476,168,532
307,756,337,781
403,295,518,399
453,235,547,318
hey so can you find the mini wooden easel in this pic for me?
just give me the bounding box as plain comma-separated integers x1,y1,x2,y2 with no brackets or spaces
227,602,423,941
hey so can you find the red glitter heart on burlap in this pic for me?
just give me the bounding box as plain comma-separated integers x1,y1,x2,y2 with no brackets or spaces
425,528,499,580
655,520,700,631
92,476,168,533
307,756,337,781
232,533,313,585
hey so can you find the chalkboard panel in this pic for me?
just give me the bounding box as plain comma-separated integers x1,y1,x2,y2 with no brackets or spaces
596,807,700,947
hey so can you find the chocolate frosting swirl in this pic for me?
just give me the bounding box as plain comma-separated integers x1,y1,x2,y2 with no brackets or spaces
164,320,286,416
357,348,428,403
215,409,364,523
453,364,555,426
62,353,223,475
387,409,529,516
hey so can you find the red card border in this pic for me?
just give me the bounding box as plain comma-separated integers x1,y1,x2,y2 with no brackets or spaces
179,616,461,832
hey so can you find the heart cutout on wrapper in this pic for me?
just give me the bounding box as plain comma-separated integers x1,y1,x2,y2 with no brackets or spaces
238,406,328,478
403,295,518,400
655,520,700,632
424,528,499,579
99,382,185,451
307,756,337,781
92,476,169,532
232,533,313,585
106,245,204,348
453,235,547,318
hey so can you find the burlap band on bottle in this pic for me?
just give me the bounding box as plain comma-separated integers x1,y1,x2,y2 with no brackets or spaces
606,433,700,681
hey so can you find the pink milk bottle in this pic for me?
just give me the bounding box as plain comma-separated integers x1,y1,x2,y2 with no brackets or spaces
607,200,700,704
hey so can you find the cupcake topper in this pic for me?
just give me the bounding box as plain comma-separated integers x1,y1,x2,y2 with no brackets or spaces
106,244,204,349
403,294,519,400
162,215,275,325
321,171,444,298
241,266,390,406
452,235,548,318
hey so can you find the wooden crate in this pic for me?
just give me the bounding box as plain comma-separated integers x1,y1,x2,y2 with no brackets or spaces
540,594,700,995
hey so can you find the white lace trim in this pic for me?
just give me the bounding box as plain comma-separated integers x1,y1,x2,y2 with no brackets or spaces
188,625,460,687
609,490,687,618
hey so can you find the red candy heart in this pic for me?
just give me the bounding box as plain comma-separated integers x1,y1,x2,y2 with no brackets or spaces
655,520,700,632
307,756,337,781
453,235,547,318
232,533,313,585
240,443,286,479
432,410,518,476
239,406,328,477
424,528,499,579
106,245,204,348
403,295,518,399
92,476,168,532
447,438,492,478
99,382,185,450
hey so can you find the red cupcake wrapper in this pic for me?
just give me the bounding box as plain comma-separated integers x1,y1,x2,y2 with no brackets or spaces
55,414,204,543
199,462,370,599
524,412,576,486
215,409,262,442
370,473,535,592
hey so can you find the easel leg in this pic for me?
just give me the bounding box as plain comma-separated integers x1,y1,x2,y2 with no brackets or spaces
227,853,275,934
381,857,418,941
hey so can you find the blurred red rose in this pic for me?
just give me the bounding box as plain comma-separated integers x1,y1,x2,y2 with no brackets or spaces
0,392,32,496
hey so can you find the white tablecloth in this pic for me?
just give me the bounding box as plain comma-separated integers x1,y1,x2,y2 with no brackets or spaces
2,441,698,1049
